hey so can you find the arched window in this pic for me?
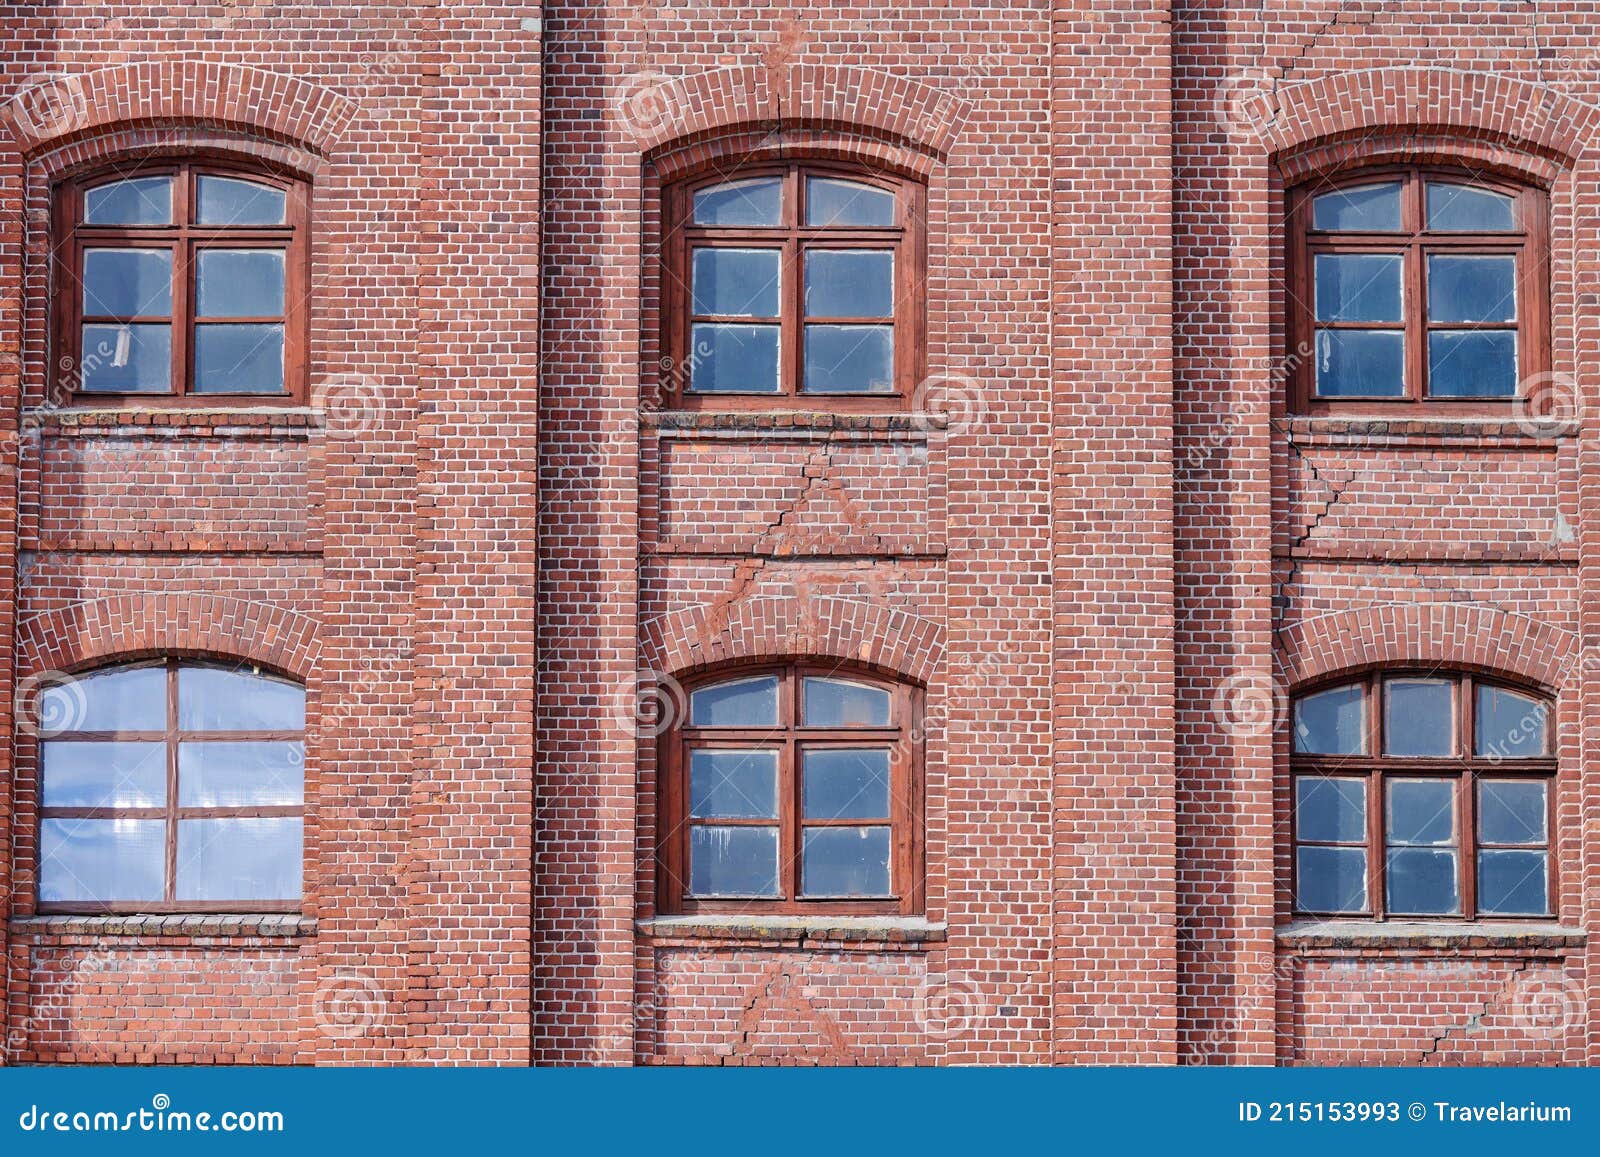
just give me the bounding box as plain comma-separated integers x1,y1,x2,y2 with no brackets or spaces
658,663,924,915
1287,166,1548,413
35,658,306,913
660,162,923,409
1291,670,1554,920
53,159,308,402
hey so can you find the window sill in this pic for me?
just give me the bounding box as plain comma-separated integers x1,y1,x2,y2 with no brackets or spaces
638,914,946,948
9,914,317,940
1282,414,1573,445
1277,919,1585,951
647,410,936,438
25,405,317,437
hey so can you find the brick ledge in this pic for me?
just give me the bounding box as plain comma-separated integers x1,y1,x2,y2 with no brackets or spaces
637,914,946,946
25,406,318,437
1277,920,1585,951
8,914,317,939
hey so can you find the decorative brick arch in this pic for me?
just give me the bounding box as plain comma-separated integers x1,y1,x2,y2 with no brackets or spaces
1258,67,1600,167
629,63,971,162
17,594,320,682
1276,603,1577,695
641,597,943,686
7,60,357,161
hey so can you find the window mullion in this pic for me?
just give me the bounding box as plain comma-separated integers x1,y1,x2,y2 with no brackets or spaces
164,659,179,907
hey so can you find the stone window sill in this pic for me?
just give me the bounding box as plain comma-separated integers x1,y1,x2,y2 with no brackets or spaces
25,406,317,438
8,914,317,939
1277,919,1585,951
645,410,936,438
637,914,946,948
1282,415,1573,445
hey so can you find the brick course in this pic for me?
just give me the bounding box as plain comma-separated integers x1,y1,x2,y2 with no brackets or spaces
0,1,1594,1066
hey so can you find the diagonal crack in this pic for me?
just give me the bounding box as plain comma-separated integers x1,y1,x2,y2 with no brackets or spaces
1419,960,1532,1063
1274,432,1352,621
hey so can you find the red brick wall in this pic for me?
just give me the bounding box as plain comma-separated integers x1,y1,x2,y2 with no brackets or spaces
0,1,1595,1067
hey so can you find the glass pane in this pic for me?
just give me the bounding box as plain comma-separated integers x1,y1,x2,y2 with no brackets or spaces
1426,182,1515,232
688,825,780,896
79,323,172,393
41,741,167,808
195,176,287,226
1428,330,1516,398
1292,683,1366,755
1295,845,1367,912
84,176,172,226
178,741,305,807
1386,778,1455,845
1311,183,1402,232
193,323,285,394
1384,678,1454,757
803,324,893,394
178,666,306,731
1293,776,1366,843
39,818,165,903
690,248,780,317
689,676,780,728
196,250,286,317
1313,328,1404,398
693,178,782,227
802,677,892,727
801,826,892,897
1478,779,1547,844
1427,255,1516,323
688,749,778,819
1386,847,1461,914
82,249,172,316
807,178,896,227
1476,685,1548,758
805,250,893,318
1478,850,1549,915
1314,253,1402,322
688,323,780,394
41,664,167,733
802,748,891,820
175,817,302,902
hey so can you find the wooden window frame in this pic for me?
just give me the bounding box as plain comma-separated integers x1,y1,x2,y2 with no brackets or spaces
34,658,305,915
1290,669,1556,922
1286,165,1550,415
660,162,925,412
656,662,925,916
52,158,310,406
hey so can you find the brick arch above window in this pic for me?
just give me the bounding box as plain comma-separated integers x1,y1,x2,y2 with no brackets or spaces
631,63,971,163
1276,603,1577,697
6,60,356,160
641,596,943,687
17,593,320,684
1259,67,1600,168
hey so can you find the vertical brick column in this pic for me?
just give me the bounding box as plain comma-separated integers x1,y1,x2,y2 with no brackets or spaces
1050,0,1178,1064
0,121,22,1067
534,1,641,1064
405,4,542,1064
